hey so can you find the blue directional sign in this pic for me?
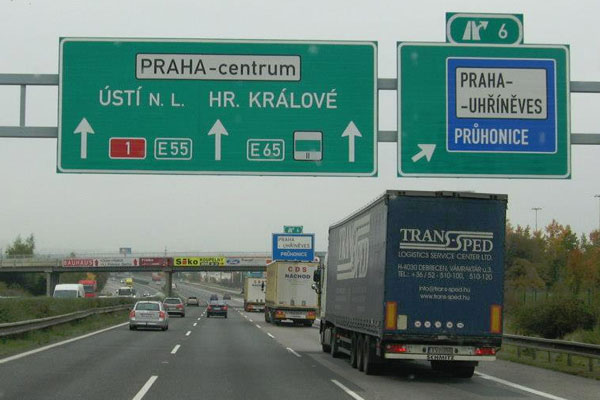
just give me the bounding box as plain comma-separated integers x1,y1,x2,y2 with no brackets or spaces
272,233,315,262
447,58,557,154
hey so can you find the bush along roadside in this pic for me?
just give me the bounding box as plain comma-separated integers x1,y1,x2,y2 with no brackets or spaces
0,310,129,358
0,297,136,324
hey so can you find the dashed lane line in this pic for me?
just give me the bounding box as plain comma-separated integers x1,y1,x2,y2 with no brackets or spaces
170,345,180,355
267,332,275,339
331,380,364,400
185,330,191,336
286,347,301,358
132,375,158,400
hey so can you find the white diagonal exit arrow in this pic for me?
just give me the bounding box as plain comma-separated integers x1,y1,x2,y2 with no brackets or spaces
208,119,229,161
73,118,94,159
341,121,362,163
411,144,436,163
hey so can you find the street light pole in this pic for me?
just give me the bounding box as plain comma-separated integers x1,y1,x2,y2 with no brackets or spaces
594,195,600,232
531,207,542,232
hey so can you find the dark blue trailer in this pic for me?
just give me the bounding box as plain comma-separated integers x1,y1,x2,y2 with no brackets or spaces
317,190,507,377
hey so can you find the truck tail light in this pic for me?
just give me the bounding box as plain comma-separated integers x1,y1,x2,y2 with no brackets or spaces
275,310,286,319
385,301,397,330
490,305,502,334
159,311,166,320
129,310,135,318
475,347,496,356
223,305,228,311
207,306,212,311
307,311,316,319
385,344,407,353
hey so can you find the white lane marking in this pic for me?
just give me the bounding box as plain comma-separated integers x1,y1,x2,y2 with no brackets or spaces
197,317,201,320
0,322,128,365
185,331,191,336
132,375,158,400
249,319,253,322
267,332,275,339
331,380,364,400
475,372,569,400
286,347,301,358
255,324,261,329
171,345,180,354
193,322,197,327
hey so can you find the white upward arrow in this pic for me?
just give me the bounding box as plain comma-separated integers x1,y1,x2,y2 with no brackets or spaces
208,119,228,161
341,121,362,163
411,144,436,163
74,118,94,159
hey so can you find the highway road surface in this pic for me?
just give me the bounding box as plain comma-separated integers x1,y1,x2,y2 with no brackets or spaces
0,282,597,400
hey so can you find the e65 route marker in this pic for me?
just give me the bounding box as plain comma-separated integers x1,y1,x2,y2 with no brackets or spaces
58,38,377,176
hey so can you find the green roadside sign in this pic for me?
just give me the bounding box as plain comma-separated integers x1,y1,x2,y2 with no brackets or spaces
446,12,524,45
58,38,377,176
398,42,570,178
284,226,303,234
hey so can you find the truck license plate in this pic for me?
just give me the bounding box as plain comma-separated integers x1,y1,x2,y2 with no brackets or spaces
427,347,453,355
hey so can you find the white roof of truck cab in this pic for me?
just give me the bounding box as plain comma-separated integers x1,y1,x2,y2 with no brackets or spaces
54,284,84,290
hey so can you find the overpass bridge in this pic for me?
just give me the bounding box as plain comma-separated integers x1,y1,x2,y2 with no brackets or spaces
0,252,324,296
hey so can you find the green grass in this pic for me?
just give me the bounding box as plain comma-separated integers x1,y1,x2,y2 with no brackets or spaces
498,343,600,380
0,297,135,323
0,310,129,358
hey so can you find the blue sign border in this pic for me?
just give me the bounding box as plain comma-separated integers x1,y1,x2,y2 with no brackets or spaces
447,57,557,153
272,233,315,262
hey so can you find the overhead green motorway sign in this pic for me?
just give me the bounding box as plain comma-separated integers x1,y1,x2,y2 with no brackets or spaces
58,39,377,176
397,43,570,178
446,13,524,45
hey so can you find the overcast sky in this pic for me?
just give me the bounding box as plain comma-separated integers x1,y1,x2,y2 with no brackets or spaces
0,0,599,254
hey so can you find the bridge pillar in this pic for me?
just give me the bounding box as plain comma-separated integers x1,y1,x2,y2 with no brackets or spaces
45,271,59,296
167,271,173,297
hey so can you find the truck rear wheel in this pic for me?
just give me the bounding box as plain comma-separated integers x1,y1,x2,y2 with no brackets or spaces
330,328,340,358
321,327,331,353
350,334,358,368
356,335,364,371
452,366,475,378
362,336,378,375
264,308,271,323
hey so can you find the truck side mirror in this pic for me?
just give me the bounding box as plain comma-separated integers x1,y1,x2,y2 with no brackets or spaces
313,269,321,283
261,282,265,291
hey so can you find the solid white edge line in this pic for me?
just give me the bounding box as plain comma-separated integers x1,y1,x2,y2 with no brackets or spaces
185,331,191,336
255,324,261,328
475,372,569,400
171,345,180,354
132,375,158,400
267,332,275,338
0,322,129,365
331,379,365,400
286,347,301,358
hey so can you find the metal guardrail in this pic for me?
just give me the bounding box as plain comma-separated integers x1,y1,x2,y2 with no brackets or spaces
0,304,131,337
503,333,600,372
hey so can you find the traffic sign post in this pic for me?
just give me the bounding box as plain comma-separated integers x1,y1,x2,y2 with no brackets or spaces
58,39,377,176
272,233,314,262
397,42,570,178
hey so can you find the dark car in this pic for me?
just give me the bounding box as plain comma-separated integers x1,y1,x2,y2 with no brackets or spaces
223,294,231,300
209,294,219,301
163,297,185,317
206,300,228,318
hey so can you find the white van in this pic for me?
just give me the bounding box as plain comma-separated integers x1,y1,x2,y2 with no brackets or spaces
53,284,86,298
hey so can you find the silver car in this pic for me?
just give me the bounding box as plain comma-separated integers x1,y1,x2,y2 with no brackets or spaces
129,301,169,331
